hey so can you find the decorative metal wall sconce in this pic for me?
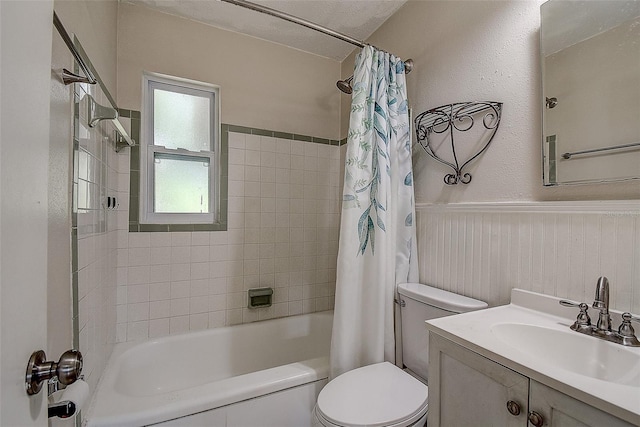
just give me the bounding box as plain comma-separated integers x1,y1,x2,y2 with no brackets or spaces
414,101,503,185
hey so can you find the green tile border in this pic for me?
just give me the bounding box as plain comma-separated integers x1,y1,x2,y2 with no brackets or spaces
125,110,229,232
126,116,342,232
222,123,341,146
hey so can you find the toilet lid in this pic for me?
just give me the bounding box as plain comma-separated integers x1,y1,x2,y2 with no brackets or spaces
316,362,428,427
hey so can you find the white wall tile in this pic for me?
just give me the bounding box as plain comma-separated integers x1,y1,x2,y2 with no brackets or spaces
120,134,339,341
171,232,192,246
128,266,150,285
190,279,209,297
150,300,170,319
171,298,190,316
170,281,190,299
149,318,170,337
228,164,245,181
228,132,245,149
228,148,245,165
260,136,276,152
127,285,149,303
149,264,170,283
170,316,190,334
127,321,149,341
191,232,211,246
150,232,172,247
128,232,150,248
171,263,191,281
190,313,209,330
128,302,149,322
226,308,242,325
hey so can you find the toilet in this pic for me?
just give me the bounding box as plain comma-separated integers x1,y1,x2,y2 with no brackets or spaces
314,282,488,427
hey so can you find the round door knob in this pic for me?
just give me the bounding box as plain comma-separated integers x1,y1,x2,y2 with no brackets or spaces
57,349,83,385
528,411,544,427
506,400,521,416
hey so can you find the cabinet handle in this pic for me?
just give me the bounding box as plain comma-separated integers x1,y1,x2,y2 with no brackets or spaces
528,411,544,427
506,400,521,416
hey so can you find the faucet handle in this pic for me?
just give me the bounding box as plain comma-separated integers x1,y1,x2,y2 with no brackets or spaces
618,313,640,346
622,312,640,323
559,300,592,331
559,299,581,308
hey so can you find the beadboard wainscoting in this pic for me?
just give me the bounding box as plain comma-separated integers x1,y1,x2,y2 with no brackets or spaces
416,202,640,313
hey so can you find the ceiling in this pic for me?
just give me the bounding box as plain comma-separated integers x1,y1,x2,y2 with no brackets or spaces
124,0,408,61
541,0,640,55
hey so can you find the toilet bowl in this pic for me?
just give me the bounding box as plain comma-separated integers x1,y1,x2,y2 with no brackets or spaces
314,362,427,427
315,283,487,427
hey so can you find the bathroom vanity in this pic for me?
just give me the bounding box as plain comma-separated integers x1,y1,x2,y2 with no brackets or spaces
426,289,640,426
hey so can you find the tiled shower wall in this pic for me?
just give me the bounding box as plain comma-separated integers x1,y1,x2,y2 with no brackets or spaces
73,82,122,394
416,202,640,313
116,130,341,342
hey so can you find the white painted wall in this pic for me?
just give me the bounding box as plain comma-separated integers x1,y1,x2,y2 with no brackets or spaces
54,0,118,95
117,2,342,140
339,1,640,309
346,0,639,202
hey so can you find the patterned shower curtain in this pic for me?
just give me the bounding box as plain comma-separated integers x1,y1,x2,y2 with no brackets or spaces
330,46,418,379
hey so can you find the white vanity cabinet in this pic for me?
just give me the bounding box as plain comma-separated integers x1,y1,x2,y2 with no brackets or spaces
428,332,635,427
528,381,634,427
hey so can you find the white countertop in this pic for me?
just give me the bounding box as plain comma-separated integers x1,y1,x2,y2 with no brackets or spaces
425,289,640,425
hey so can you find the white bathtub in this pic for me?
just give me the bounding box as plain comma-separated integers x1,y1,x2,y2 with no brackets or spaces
86,311,333,427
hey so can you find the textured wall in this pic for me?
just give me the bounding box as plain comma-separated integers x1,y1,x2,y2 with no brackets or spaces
332,2,640,313
54,0,118,96
117,2,342,140
348,0,639,202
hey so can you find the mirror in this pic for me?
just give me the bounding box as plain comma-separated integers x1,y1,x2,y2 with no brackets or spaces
541,0,640,185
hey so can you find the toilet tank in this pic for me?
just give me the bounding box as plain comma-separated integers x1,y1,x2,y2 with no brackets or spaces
397,283,487,382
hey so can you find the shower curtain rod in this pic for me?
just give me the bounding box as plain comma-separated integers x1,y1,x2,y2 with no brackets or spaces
220,0,395,53
53,12,97,85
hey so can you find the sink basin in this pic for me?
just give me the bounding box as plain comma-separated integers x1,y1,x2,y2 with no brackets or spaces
491,323,640,386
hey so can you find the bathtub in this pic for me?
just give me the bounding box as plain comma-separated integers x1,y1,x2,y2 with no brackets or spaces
86,311,333,426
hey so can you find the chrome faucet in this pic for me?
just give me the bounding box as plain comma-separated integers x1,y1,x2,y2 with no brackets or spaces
593,276,611,332
560,276,640,347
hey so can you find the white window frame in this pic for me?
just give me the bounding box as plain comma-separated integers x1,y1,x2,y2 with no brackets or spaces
140,71,221,224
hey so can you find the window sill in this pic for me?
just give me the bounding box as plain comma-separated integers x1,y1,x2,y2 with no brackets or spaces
129,221,227,232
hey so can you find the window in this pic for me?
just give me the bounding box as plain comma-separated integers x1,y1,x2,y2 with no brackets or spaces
140,72,220,224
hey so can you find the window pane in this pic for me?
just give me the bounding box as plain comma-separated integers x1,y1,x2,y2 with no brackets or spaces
154,154,210,213
153,88,211,151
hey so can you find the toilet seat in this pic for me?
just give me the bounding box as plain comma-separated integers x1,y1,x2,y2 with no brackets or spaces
315,362,429,427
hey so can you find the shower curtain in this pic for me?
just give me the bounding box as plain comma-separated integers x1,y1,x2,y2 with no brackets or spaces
330,46,418,379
